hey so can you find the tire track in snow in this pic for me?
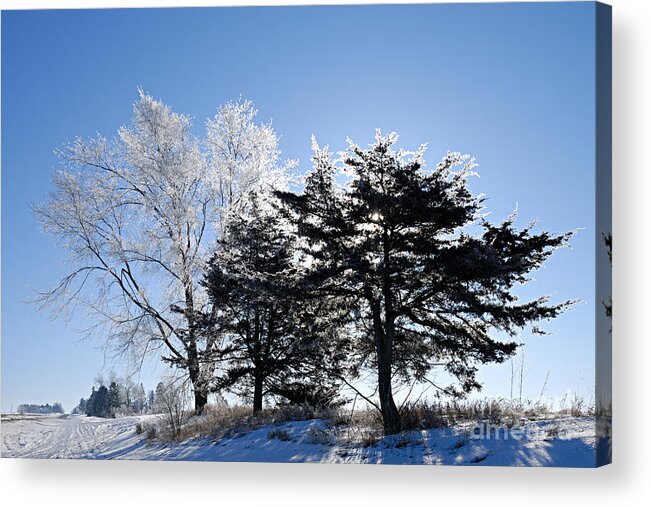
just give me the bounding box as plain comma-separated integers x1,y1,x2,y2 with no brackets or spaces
1,414,147,459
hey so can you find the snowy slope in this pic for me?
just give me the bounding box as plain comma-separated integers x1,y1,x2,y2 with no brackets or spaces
1,413,597,467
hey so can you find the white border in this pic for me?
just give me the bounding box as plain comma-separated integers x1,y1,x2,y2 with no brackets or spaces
1,0,649,505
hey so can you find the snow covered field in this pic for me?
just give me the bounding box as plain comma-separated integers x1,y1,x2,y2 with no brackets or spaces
1,413,598,466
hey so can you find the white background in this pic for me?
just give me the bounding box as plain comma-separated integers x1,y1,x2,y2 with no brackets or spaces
0,0,648,505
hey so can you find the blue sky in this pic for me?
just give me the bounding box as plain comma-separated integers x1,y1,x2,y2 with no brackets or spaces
2,3,601,413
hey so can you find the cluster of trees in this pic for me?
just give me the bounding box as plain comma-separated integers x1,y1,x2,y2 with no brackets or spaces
77,375,152,418
17,403,64,414
37,93,575,434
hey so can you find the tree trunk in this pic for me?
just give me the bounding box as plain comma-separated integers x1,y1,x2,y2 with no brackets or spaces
371,299,401,435
193,389,208,415
251,306,265,413
188,361,208,415
376,228,402,435
186,328,207,415
183,280,207,415
378,351,401,434
253,368,264,413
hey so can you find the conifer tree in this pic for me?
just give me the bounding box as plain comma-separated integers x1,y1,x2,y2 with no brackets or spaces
85,386,98,416
277,131,576,434
108,381,121,417
91,385,110,418
147,390,155,413
203,193,346,412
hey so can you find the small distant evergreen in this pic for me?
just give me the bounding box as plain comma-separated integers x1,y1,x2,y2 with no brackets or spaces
108,382,121,414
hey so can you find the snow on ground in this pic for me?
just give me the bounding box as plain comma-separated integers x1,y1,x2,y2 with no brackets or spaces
1,413,597,467
1,413,154,460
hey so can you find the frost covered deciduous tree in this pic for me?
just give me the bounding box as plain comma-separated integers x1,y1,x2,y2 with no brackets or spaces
34,91,291,414
117,376,136,413
133,383,147,413
206,98,294,232
277,131,577,435
154,376,189,438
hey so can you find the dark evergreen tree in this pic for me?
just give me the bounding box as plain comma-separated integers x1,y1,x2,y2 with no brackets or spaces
277,132,576,434
202,193,347,413
86,385,111,418
85,386,97,416
96,386,111,418
108,381,121,417
147,389,155,413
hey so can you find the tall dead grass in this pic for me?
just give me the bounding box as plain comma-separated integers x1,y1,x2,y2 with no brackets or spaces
145,393,593,444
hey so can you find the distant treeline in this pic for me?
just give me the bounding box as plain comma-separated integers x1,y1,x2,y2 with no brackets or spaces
17,403,64,414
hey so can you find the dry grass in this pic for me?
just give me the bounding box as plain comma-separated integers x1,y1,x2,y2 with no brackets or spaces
267,428,292,441
146,393,594,444
150,403,339,442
